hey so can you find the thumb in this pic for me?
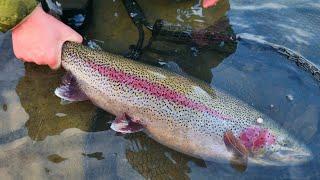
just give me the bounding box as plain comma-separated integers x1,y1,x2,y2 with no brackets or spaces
202,0,219,8
50,29,83,70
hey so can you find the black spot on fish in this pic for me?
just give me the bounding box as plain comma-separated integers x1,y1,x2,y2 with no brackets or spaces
2,104,7,111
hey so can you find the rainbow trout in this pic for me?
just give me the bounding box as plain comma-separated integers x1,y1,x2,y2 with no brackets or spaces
55,42,311,169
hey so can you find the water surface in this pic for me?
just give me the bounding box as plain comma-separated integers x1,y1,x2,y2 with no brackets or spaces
0,0,319,179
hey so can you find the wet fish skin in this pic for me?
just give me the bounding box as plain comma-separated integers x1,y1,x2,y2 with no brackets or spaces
57,42,311,166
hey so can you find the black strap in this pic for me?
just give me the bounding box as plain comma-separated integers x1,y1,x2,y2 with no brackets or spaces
40,0,50,13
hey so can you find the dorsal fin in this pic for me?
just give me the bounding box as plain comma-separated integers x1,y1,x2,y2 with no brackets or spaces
189,77,216,98
161,61,216,97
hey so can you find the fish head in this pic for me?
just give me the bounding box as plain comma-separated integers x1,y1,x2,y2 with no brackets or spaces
261,132,312,166
238,123,312,166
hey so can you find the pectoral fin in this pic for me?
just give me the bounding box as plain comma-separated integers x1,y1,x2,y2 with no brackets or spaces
224,130,249,172
111,113,144,134
54,72,88,102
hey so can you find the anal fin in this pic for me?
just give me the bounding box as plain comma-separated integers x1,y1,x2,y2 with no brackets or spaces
111,113,144,134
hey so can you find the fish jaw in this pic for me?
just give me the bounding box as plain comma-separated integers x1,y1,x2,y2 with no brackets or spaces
249,144,312,166
253,132,312,166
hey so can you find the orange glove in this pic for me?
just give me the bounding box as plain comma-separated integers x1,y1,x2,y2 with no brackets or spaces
12,5,83,69
202,0,219,8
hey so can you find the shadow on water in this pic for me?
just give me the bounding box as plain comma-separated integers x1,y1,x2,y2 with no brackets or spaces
124,132,207,180
1,0,320,179
85,0,236,82
16,64,109,141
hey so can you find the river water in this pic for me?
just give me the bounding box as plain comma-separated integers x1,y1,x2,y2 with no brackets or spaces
0,0,319,179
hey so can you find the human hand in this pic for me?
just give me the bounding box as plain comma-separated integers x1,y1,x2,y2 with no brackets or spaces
202,0,219,8
12,5,83,69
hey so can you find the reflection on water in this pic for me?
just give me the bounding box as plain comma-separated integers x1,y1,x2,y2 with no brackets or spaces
82,152,105,160
125,132,206,180
17,65,95,140
85,0,236,82
85,0,231,53
0,0,320,179
16,64,113,140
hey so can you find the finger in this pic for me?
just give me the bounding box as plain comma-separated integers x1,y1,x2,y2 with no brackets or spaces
202,0,219,8
51,35,83,70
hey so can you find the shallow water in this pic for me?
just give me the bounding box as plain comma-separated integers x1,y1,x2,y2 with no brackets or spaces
0,0,319,179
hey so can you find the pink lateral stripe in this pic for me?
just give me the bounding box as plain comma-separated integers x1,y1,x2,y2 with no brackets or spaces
88,62,230,120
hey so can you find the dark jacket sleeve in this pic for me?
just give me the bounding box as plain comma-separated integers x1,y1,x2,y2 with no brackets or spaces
0,0,38,33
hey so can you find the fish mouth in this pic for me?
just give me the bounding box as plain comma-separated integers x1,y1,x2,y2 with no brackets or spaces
251,147,312,166
269,148,312,165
